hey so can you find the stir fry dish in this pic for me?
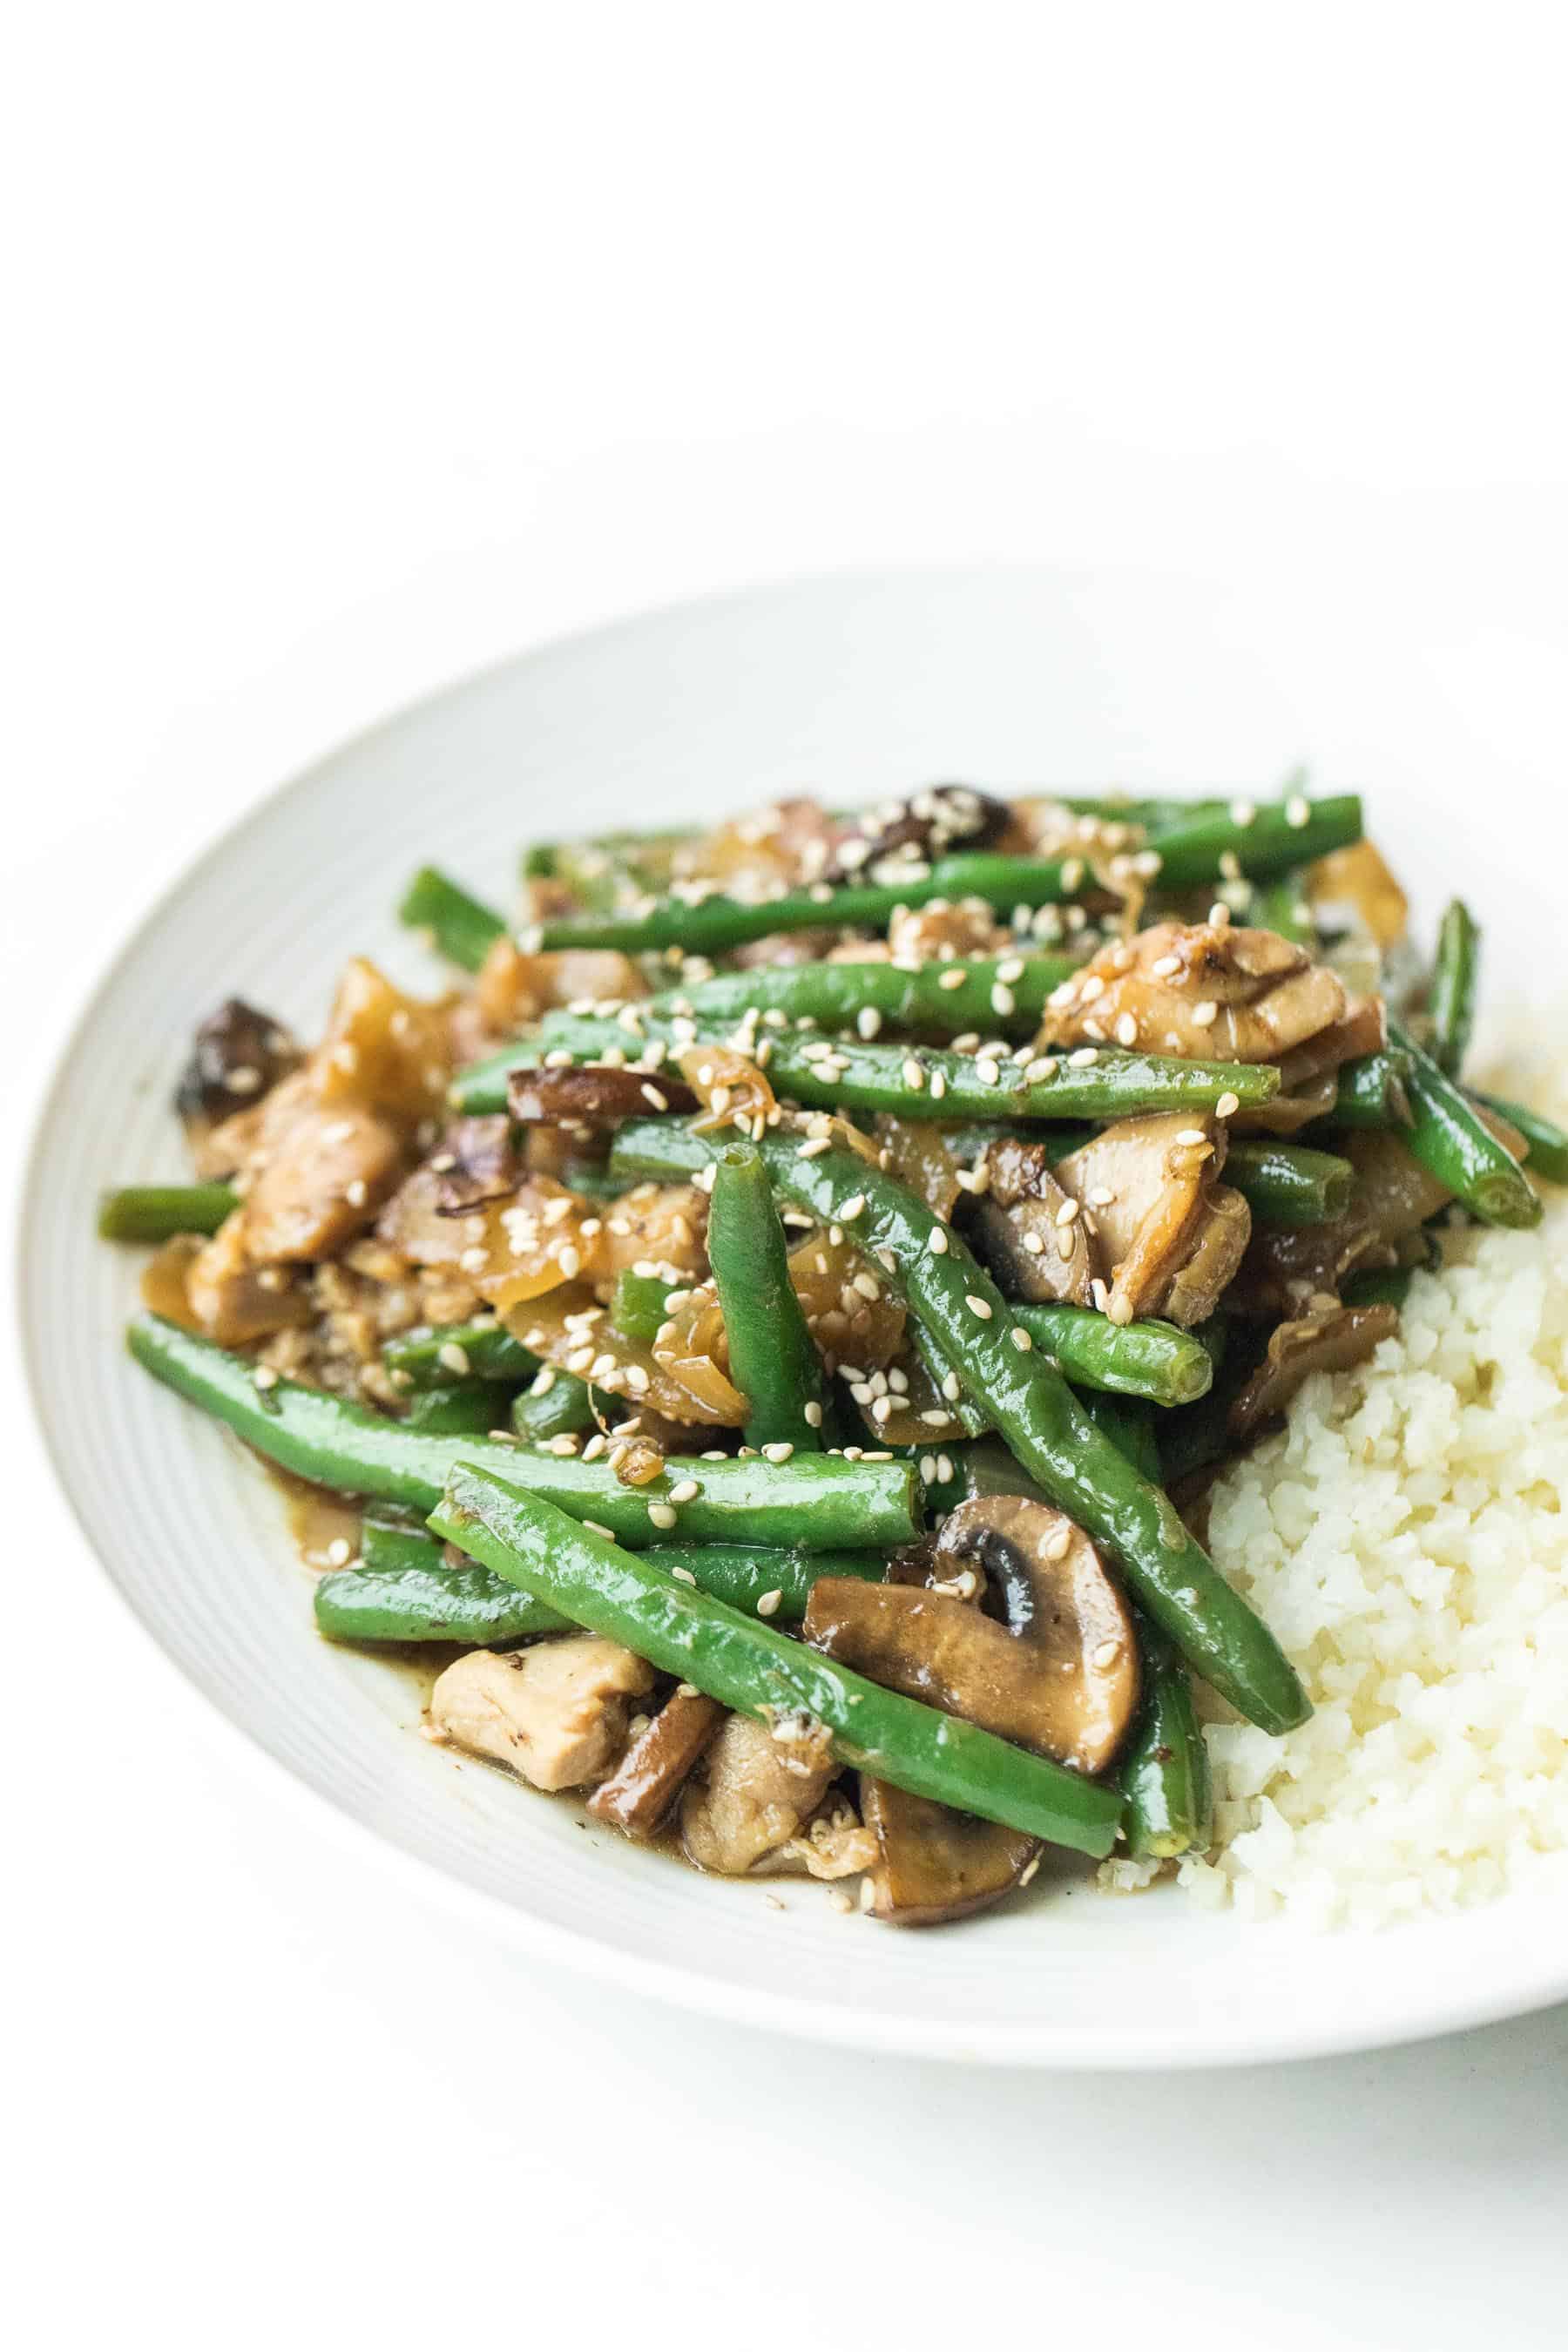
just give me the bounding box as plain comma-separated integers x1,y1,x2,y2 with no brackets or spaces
100,785,1566,1925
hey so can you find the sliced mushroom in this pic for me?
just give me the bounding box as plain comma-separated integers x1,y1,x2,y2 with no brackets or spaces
1053,1112,1250,1327
805,1495,1139,1774
586,1686,727,1837
679,1712,836,1875
828,782,1012,883
1233,1126,1456,1312
1227,1302,1399,1439
506,1064,699,1126
175,998,301,1174
429,1636,656,1793
969,1138,1098,1305
431,1115,524,1214
860,1778,1038,1927
1236,996,1395,1135
1040,918,1346,1064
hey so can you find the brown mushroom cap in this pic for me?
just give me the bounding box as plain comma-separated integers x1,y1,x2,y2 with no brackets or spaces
587,1686,726,1838
804,1496,1139,1774
507,1064,699,1125
860,1777,1039,1926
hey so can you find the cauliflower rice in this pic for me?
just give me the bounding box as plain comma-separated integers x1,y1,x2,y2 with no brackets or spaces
1162,1185,1568,1928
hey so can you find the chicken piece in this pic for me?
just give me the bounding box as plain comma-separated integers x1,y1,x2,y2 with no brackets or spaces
759,1794,880,1881
1040,918,1346,1064
470,936,649,1041
1053,1112,1251,1327
181,1214,313,1345
887,897,1011,964
313,957,453,1124
429,1638,656,1793
596,1182,709,1283
970,1138,1098,1304
679,1713,836,1875
240,1095,404,1262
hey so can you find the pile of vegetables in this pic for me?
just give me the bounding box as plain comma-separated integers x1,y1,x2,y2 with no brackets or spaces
100,781,1565,1923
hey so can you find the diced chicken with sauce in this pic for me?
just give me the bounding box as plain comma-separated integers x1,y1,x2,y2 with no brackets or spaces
680,1713,837,1875
429,1638,657,1792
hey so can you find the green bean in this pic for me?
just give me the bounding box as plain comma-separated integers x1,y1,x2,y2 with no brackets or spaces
510,1366,602,1443
382,1319,537,1393
98,1184,239,1242
1388,1021,1540,1229
1470,1092,1568,1186
606,1121,1219,1408
707,1146,826,1452
1250,872,1316,947
1119,1620,1213,1861
1077,1391,1163,1484
407,1383,517,1436
647,956,1079,1040
909,1321,990,1436
609,1267,672,1347
362,1517,448,1576
707,1140,1307,1732
526,796,1363,956
319,1537,882,1643
127,1315,919,1547
1221,1139,1354,1226
397,867,508,972
1329,1050,1416,1128
1010,1304,1215,1406
431,1469,1125,1856
457,1017,1281,1122
317,1556,569,1644
1429,899,1480,1078
1341,1266,1416,1309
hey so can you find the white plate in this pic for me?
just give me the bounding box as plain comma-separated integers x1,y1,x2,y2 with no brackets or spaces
20,567,1567,2066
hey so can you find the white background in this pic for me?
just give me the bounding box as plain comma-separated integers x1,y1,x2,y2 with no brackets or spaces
6,6,1568,2348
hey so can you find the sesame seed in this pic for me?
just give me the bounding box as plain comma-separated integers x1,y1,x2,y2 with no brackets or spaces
761,1441,796,1463
1151,952,1182,978
437,1342,471,1376
1022,1230,1045,1254
1106,1292,1135,1326
1080,973,1105,1003
582,1435,607,1463
1208,902,1232,929
1216,1090,1240,1119
668,1562,698,1585
1066,1046,1098,1067
668,1478,700,1504
798,1137,832,1159
965,1294,993,1320
1230,798,1256,826
344,1179,368,1207
850,1271,881,1301
803,1400,823,1428
870,1396,894,1424
1286,793,1311,828
856,1005,883,1038
1088,1185,1116,1206
1024,1056,1058,1084
1010,1326,1032,1352
756,1589,783,1618
1090,1277,1110,1312
1176,1126,1209,1146
997,956,1025,984
941,1372,961,1402
1192,999,1219,1028
640,1082,669,1111
977,1057,1002,1085
558,1246,582,1278
990,983,1015,1017
1055,1198,1080,1227
841,1193,866,1220
1114,1013,1139,1047
647,1502,679,1530
902,1058,925,1091
927,1227,950,1254
929,1069,948,1101
1043,1523,1072,1561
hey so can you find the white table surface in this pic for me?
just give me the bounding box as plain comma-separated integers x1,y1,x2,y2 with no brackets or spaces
8,10,1568,2345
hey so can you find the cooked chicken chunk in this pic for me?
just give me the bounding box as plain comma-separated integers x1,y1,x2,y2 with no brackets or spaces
1053,1112,1251,1326
429,1638,656,1793
1040,919,1346,1064
241,1097,403,1263
887,897,1011,964
679,1713,836,1875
